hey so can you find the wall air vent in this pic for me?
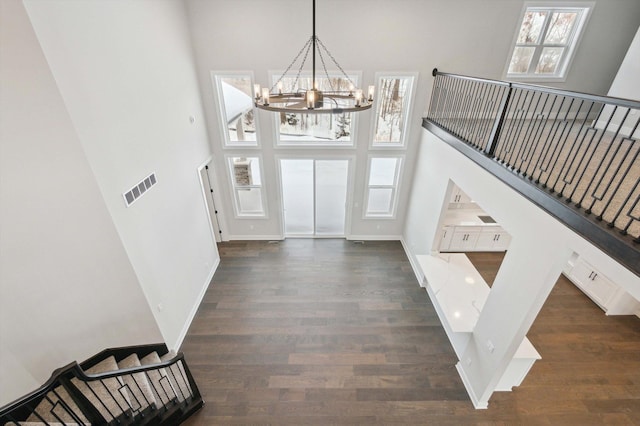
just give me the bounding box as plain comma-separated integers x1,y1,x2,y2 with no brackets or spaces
123,172,157,207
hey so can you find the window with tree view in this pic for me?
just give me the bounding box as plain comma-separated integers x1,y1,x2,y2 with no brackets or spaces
372,74,416,147
273,73,357,146
506,5,590,80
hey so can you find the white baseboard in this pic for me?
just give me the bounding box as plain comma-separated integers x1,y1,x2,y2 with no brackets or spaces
400,237,424,286
456,362,489,409
173,257,220,351
346,234,402,241
226,235,284,241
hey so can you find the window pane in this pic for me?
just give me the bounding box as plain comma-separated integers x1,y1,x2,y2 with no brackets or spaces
508,46,535,74
281,160,314,235
218,76,256,143
369,158,398,186
373,77,413,144
544,12,577,44
315,160,348,235
231,157,260,186
516,11,547,44
535,47,564,74
367,188,393,213
237,188,264,214
276,75,353,143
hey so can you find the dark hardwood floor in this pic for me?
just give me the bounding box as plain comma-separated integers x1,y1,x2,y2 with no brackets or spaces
181,240,640,425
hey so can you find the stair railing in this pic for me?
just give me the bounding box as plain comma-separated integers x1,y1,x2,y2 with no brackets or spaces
0,344,203,425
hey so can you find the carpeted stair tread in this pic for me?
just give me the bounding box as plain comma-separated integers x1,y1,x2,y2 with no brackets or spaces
116,354,157,412
160,352,193,402
140,352,178,407
25,386,89,424
70,355,131,422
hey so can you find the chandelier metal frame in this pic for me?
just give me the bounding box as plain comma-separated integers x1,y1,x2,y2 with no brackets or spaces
254,0,373,114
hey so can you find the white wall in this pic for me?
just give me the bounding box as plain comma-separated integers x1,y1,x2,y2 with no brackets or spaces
185,0,640,241
403,128,640,407
0,0,162,405
607,26,640,100
22,0,218,350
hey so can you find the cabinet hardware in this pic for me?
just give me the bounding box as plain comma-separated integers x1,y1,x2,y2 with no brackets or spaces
589,271,594,279
592,273,597,281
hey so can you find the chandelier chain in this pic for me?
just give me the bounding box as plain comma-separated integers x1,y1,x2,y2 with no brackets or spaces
271,36,313,93
315,39,334,92
316,37,356,89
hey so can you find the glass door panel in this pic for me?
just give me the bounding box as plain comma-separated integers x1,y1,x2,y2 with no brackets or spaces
315,160,348,236
281,159,314,235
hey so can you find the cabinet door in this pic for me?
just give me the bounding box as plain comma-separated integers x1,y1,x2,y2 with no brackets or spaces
475,231,497,251
446,227,482,251
494,231,511,251
449,186,472,205
570,259,616,310
448,230,468,251
570,260,593,290
440,226,454,251
589,272,616,307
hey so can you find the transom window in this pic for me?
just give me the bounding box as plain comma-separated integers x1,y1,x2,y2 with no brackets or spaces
271,72,359,146
506,4,591,81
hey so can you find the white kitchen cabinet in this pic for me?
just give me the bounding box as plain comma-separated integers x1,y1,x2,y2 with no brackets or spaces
441,226,510,252
449,227,481,251
475,229,511,251
450,187,471,204
440,226,454,251
566,258,640,315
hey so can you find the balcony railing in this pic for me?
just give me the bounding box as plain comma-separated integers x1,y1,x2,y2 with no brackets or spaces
424,69,639,273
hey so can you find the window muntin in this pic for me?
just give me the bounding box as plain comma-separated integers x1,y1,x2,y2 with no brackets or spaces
364,156,403,218
271,72,358,146
506,5,590,80
213,73,258,147
227,156,266,217
371,74,417,148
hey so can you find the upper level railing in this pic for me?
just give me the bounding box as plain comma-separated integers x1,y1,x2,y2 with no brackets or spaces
424,69,639,274
427,69,640,241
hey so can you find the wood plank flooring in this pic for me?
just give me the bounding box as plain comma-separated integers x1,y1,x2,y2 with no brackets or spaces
181,240,640,425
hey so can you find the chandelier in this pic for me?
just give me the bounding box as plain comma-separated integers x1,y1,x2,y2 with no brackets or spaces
253,0,374,114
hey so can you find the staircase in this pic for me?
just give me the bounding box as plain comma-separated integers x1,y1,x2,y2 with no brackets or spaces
0,344,203,425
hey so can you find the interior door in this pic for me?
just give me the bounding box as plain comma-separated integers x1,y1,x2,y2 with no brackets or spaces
280,159,349,237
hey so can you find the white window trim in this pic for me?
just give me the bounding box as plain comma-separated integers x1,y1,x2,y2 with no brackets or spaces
363,155,404,219
267,70,362,148
370,72,419,150
211,71,260,148
503,2,594,83
225,154,268,219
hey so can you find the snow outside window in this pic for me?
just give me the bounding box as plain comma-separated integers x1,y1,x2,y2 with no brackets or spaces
371,73,417,148
505,4,591,81
364,156,403,218
213,73,258,147
271,72,359,146
227,156,266,217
